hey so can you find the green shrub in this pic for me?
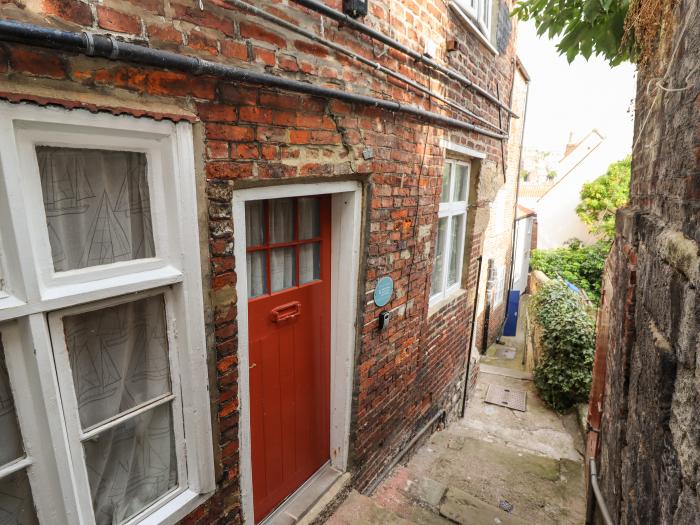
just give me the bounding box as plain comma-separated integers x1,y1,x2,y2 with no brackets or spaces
530,239,610,303
532,280,595,412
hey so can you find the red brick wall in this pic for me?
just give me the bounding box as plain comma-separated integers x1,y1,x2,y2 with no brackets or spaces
0,0,519,522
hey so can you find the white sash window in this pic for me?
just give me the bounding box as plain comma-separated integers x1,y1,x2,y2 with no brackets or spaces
430,160,470,306
0,103,214,525
455,0,493,36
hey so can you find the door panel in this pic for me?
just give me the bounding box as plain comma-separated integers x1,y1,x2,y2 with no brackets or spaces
247,195,331,523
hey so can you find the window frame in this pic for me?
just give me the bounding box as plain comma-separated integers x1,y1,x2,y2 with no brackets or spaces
0,102,214,525
430,160,470,307
454,0,492,37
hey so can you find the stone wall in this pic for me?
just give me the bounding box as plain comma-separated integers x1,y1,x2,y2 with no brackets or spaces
592,0,700,522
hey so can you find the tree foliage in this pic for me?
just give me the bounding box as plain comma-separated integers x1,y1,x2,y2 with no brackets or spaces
576,156,631,241
512,0,635,65
530,239,610,303
531,280,596,411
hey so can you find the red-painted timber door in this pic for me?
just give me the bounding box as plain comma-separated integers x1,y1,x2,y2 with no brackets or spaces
246,195,331,523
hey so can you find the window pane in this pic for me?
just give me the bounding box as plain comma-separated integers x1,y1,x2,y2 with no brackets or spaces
269,198,294,243
0,337,23,466
37,147,155,272
0,470,39,525
298,198,320,240
440,163,452,203
453,165,468,202
247,251,268,298
245,201,265,247
430,218,448,296
270,247,296,293
84,404,177,525
64,295,171,430
448,215,465,286
300,243,320,284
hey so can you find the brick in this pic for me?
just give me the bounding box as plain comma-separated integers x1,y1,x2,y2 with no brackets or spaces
42,0,93,25
188,30,218,55
9,46,66,79
232,144,259,160
197,103,237,122
146,70,216,100
253,47,276,67
147,23,182,45
239,21,286,49
221,40,249,61
293,40,328,58
206,124,255,142
96,6,141,35
239,106,273,124
206,162,254,180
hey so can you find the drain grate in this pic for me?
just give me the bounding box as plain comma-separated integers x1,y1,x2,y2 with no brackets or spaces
484,384,527,412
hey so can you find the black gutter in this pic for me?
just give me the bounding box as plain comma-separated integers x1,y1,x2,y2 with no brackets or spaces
0,19,508,141
288,0,518,118
225,0,506,134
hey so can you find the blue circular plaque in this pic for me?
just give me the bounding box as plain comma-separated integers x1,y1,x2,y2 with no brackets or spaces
373,276,394,307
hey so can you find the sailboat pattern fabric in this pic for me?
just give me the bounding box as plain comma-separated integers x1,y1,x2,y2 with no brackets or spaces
36,146,155,272
0,337,40,525
63,295,176,523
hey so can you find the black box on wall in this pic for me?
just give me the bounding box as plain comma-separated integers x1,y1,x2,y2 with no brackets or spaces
343,0,368,18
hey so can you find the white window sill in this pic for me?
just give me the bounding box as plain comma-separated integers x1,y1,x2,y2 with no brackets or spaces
133,489,214,525
428,287,468,317
449,1,499,56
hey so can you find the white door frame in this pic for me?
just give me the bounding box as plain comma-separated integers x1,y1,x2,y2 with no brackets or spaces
232,181,362,524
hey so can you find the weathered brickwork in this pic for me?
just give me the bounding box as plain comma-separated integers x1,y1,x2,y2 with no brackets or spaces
0,0,521,522
592,0,700,522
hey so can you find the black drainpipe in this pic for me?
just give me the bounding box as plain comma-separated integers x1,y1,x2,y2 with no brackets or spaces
481,258,494,354
460,255,483,417
0,19,508,141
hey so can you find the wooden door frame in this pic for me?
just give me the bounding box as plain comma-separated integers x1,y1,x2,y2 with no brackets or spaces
232,181,362,524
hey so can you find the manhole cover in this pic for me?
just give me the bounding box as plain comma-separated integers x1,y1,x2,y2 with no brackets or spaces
494,346,517,360
484,384,527,412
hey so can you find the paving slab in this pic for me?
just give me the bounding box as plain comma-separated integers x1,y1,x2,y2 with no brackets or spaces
325,491,413,525
439,486,530,525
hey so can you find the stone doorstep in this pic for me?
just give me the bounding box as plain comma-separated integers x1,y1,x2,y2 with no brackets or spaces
261,466,350,525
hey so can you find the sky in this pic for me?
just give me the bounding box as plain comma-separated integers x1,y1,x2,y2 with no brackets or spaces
516,20,637,163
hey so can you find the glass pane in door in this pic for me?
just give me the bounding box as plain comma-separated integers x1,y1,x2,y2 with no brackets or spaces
36,147,155,272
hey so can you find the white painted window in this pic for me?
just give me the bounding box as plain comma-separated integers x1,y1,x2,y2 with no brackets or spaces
430,160,470,306
0,102,214,525
455,0,492,36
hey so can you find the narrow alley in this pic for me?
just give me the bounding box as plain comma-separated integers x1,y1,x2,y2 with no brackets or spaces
329,298,586,525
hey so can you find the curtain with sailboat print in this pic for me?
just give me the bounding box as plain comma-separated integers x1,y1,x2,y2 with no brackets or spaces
36,147,155,272
63,295,177,524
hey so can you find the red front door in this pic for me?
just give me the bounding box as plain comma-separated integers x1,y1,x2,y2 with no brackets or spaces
246,195,331,522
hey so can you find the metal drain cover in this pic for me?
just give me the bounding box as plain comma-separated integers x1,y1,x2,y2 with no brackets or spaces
484,384,527,412
494,346,517,360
